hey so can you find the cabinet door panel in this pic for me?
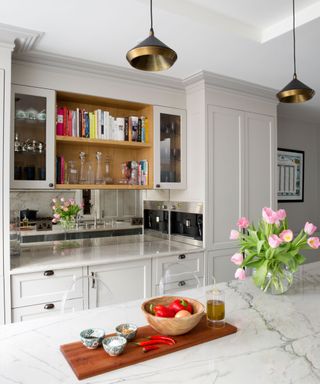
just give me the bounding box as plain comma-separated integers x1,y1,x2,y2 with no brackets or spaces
11,85,55,189
246,113,276,223
154,106,186,189
207,105,245,250
89,259,152,308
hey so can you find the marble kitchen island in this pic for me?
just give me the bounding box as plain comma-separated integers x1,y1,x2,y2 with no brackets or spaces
1,261,320,384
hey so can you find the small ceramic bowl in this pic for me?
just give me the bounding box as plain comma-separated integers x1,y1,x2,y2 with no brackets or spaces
80,328,105,349
102,336,127,356
115,323,138,341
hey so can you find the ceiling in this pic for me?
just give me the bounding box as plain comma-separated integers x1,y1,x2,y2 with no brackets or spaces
1,0,320,121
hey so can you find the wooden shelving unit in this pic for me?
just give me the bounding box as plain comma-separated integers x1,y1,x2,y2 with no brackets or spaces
55,91,154,190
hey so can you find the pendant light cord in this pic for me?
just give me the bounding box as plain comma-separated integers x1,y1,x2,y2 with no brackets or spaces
293,0,297,78
150,0,154,34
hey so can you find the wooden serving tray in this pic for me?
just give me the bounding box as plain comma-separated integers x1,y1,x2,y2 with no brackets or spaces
60,316,237,380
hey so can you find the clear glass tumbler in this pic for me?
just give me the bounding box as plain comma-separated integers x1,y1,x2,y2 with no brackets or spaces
206,288,225,328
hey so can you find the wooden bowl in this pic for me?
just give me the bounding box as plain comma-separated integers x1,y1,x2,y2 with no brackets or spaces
141,296,205,336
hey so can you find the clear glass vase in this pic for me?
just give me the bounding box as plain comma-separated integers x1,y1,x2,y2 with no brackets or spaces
59,217,76,231
253,264,294,295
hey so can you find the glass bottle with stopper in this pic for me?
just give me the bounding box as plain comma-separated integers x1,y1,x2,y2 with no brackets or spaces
79,151,87,184
206,276,225,328
95,151,105,184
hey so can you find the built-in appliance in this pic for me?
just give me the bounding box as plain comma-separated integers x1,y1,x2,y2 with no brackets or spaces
143,201,203,246
143,201,169,237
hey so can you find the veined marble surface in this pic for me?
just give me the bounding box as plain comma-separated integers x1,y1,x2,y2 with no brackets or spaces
11,235,203,274
2,262,320,383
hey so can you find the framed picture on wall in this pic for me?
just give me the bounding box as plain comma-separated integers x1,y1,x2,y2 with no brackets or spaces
277,148,304,202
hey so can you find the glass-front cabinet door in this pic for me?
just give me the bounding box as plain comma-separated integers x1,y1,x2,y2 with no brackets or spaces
11,85,55,189
154,106,186,189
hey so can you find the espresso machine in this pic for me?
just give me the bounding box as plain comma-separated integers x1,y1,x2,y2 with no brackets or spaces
143,201,203,245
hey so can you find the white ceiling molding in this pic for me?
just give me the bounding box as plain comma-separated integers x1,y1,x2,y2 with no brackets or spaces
0,23,43,52
12,50,185,92
184,70,277,102
261,1,320,43
136,0,260,41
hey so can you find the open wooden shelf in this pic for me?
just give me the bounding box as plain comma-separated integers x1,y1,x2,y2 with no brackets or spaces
56,135,151,149
55,183,152,190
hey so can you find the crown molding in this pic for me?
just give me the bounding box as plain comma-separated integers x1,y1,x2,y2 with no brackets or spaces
0,23,43,52
183,70,278,102
13,50,185,92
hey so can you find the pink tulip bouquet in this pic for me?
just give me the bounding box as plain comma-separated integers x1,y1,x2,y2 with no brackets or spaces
230,207,319,293
51,197,82,230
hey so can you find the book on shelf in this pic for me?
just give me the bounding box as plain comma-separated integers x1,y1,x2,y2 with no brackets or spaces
56,106,148,143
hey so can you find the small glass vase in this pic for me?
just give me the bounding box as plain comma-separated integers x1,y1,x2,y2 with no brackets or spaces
59,217,76,232
253,264,294,295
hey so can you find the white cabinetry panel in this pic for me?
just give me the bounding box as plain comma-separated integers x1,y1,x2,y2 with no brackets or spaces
89,259,152,308
207,105,245,250
246,113,276,223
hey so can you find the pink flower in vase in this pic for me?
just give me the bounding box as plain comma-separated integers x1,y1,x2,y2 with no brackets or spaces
304,222,317,236
237,217,249,229
276,209,287,221
235,268,246,280
262,207,278,224
230,230,240,240
268,234,283,248
307,237,320,249
231,253,243,266
279,229,293,243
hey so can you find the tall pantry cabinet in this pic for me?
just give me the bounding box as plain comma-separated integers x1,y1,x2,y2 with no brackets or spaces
183,72,278,283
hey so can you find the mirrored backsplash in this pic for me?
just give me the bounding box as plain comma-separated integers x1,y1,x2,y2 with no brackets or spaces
10,189,143,219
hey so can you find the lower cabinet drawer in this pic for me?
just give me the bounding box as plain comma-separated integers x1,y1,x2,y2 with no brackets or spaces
12,298,84,322
153,252,204,285
154,276,204,296
11,267,84,308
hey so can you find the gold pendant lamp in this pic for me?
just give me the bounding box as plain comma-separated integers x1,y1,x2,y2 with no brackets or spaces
126,0,177,71
277,0,315,103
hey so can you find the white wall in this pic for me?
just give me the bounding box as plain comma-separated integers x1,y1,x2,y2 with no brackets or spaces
278,112,320,263
278,113,320,231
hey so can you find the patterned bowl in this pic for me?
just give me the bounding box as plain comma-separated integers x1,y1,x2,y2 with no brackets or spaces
115,323,138,341
102,336,127,356
80,328,105,349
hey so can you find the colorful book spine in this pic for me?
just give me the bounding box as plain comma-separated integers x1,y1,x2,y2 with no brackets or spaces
56,107,64,135
144,117,148,143
124,117,129,141
61,156,65,184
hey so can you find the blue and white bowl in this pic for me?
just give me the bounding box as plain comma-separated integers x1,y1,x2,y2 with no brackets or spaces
102,336,127,356
115,323,138,341
80,328,105,349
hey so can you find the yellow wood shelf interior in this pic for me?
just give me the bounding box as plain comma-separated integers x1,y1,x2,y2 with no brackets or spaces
56,135,151,149
55,184,152,190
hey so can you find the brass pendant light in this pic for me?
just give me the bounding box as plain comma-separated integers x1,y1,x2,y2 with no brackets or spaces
126,0,177,71
277,0,315,103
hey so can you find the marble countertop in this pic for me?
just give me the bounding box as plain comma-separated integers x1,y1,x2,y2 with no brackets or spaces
1,261,320,383
11,235,203,274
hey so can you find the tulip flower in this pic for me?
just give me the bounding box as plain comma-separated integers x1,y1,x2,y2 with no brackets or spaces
60,197,65,202
53,213,60,219
52,198,57,203
262,207,278,224
231,253,243,266
52,205,56,210
276,209,287,221
279,229,293,243
235,268,246,280
268,234,283,249
304,222,317,236
229,230,240,240
237,217,249,229
52,218,57,223
307,237,320,249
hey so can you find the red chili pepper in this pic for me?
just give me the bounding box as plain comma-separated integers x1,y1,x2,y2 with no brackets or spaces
153,305,175,318
142,345,159,353
168,299,193,314
134,339,174,346
147,335,176,344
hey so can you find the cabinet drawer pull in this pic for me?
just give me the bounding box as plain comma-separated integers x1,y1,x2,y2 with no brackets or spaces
178,281,186,287
156,184,161,188
178,254,186,260
44,270,54,276
44,303,55,310
49,183,54,188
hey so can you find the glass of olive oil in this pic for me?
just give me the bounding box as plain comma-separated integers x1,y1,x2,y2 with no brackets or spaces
206,289,225,327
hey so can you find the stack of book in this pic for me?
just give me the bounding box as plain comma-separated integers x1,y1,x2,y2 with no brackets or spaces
56,107,148,143
121,160,149,186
